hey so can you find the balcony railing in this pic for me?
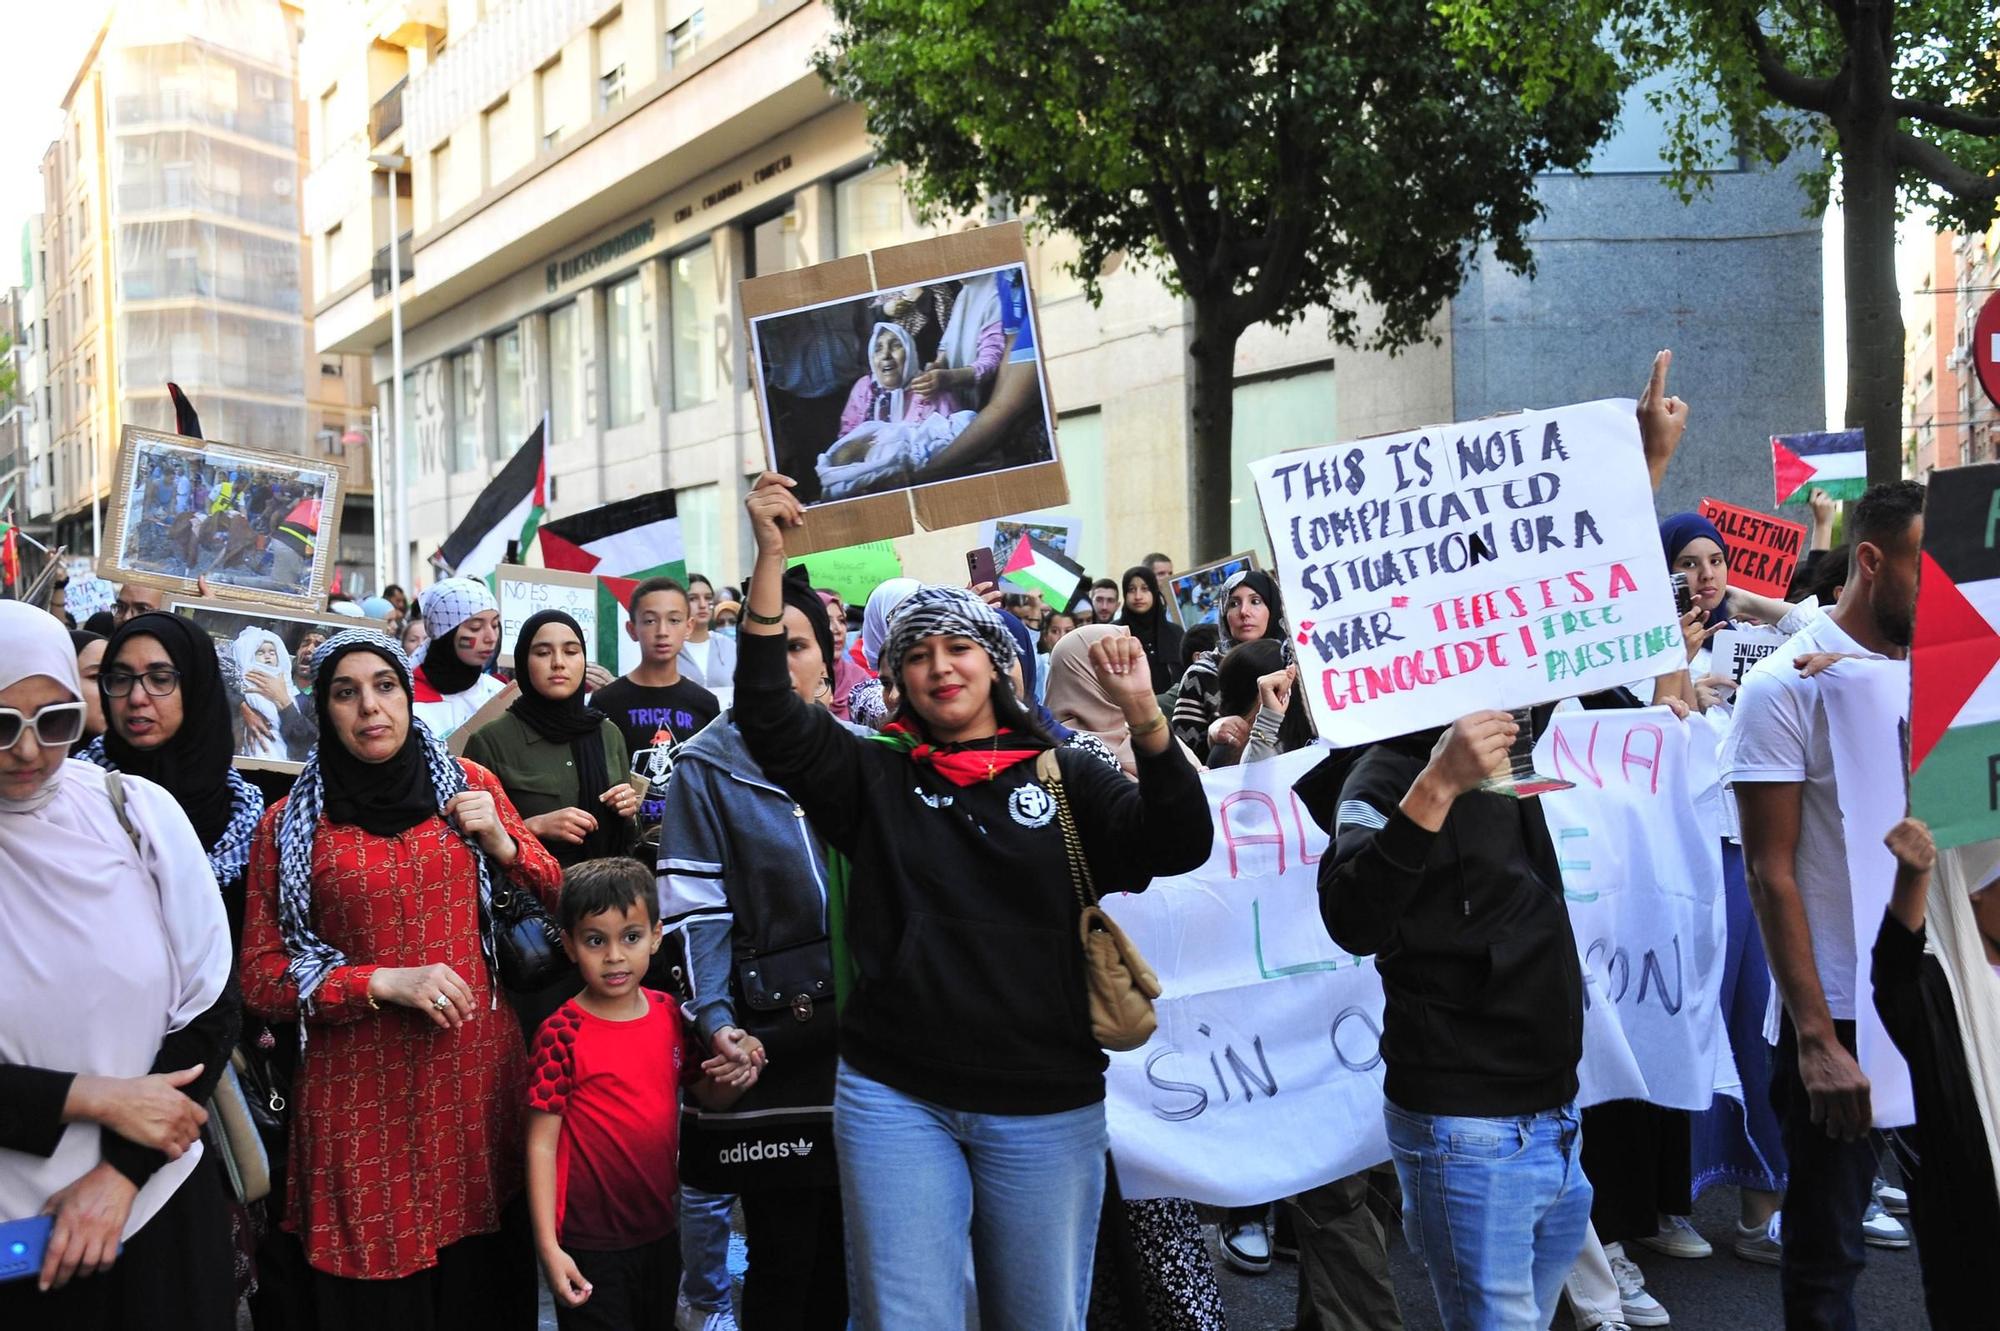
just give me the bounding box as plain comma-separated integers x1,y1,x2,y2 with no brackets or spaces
371,231,414,298
404,0,617,154
370,77,407,145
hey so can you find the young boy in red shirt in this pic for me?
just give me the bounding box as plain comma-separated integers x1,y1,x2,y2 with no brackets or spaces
527,858,761,1330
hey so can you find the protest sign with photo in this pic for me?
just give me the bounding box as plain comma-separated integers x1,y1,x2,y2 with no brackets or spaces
741,222,1066,552
980,513,1083,574
494,565,601,668
1102,723,1734,1204
171,597,388,773
1707,626,1788,685
1909,462,2000,849
1696,497,1806,599
1168,553,1257,627
1248,399,1681,749
104,425,347,612
998,533,1088,611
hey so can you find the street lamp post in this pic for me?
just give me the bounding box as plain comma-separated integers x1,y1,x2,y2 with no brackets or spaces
369,151,410,592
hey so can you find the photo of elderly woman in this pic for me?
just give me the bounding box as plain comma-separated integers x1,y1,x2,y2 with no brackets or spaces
750,258,1058,505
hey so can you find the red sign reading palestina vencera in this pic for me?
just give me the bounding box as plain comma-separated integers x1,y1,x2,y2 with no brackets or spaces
1696,497,1806,600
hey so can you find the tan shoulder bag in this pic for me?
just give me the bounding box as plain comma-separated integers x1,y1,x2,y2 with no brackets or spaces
1034,749,1163,1052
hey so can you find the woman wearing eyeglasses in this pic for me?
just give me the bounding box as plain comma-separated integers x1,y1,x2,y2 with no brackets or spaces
78,612,265,946
0,603,240,1329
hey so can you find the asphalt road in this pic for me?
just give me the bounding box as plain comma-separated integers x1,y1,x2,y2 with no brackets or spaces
1214,1186,1926,1330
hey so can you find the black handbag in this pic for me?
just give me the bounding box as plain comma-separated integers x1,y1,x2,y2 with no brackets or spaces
490,884,576,992
733,939,836,1062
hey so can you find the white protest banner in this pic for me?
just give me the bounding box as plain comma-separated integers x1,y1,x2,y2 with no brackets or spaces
1538,708,1734,1111
495,565,601,668
1821,660,1916,1128
1101,747,1389,1205
1707,626,1788,685
1250,400,1682,748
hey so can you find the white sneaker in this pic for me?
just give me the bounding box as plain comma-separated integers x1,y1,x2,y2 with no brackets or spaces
1733,1213,1782,1266
1604,1243,1671,1327
675,1297,740,1331
1219,1217,1272,1274
1876,1180,1910,1216
1862,1200,1910,1250
1589,1323,1636,1331
1634,1212,1712,1260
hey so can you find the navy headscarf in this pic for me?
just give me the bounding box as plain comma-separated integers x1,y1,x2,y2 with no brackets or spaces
1659,512,1732,630
997,608,1073,740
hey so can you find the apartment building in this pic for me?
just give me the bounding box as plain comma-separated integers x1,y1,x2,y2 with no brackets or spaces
1950,225,2000,468
36,0,379,589
301,0,1448,588
1907,230,1965,475
20,220,56,542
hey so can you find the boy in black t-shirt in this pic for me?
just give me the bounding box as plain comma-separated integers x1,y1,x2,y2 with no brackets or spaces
591,577,720,829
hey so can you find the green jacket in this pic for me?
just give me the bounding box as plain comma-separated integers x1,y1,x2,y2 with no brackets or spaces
462,710,634,866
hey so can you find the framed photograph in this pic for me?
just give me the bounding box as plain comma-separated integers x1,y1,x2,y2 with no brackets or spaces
169,597,388,774
982,513,1083,578
494,565,603,668
102,424,347,612
1168,552,1259,627
742,222,1068,552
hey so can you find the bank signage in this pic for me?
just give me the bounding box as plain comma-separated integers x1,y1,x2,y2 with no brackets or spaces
546,219,657,292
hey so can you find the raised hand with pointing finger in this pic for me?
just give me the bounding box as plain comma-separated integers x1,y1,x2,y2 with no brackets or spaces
1637,349,1689,490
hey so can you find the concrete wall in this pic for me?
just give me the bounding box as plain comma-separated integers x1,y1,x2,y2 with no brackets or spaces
1452,152,1825,524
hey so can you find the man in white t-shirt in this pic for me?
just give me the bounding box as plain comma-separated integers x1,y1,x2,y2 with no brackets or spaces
1723,479,1923,1327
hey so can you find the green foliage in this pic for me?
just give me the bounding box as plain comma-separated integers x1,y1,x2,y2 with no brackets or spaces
1440,0,2000,227
815,0,1623,350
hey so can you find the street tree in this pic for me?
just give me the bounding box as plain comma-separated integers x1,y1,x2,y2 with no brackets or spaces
1442,0,2000,486
815,0,1621,560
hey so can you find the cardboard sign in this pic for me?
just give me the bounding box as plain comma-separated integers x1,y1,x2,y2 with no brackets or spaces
495,565,601,668
1909,463,2000,848
1707,626,1788,685
1168,552,1258,627
1248,399,1682,748
1695,498,1806,599
741,222,1067,552
448,682,520,758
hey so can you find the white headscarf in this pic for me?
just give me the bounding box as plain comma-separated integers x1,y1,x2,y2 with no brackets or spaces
0,601,231,1239
0,603,84,814
861,577,922,671
414,578,498,667
866,321,921,423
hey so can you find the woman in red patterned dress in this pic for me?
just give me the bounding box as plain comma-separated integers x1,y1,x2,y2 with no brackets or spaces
239,629,562,1327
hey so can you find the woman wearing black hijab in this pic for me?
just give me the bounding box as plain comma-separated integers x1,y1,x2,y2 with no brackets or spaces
80,611,265,938
239,629,561,1328
463,610,639,868
1115,565,1185,696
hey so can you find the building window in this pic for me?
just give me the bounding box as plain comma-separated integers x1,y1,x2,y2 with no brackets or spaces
665,12,704,69
487,93,530,183
1231,367,1334,558
669,244,717,410
598,65,625,114
450,349,479,472
548,302,583,442
495,326,525,453
676,482,719,579
835,164,913,256
606,274,650,428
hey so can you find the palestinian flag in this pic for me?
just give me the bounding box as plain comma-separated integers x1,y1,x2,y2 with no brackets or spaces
1909,462,2000,848
1002,534,1088,609
1772,429,1866,507
537,489,685,667
435,420,546,578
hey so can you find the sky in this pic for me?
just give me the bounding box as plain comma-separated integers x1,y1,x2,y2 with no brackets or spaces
0,3,117,290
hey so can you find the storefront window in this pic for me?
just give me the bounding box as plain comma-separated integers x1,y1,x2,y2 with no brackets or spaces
548,302,582,443
494,326,525,452
675,482,719,579
450,348,479,472
606,273,650,428
669,244,717,410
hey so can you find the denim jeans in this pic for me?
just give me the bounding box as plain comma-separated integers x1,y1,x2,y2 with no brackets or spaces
834,1061,1108,1330
1770,1018,1875,1331
678,1185,736,1313
1383,1098,1593,1331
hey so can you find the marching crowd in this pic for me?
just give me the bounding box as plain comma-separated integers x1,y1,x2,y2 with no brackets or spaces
1,353,1994,1331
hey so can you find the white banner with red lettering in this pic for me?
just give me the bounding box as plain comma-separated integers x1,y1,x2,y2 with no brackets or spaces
1101,711,1733,1205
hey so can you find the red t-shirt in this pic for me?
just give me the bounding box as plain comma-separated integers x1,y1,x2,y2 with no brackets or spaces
528,991,688,1250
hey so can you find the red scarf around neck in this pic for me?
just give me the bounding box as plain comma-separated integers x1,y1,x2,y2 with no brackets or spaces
879,721,1043,787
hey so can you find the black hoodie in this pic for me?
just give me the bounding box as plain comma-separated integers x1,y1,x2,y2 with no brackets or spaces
1297,721,1584,1117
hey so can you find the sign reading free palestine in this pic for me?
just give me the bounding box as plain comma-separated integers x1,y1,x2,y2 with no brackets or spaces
1248,399,1684,748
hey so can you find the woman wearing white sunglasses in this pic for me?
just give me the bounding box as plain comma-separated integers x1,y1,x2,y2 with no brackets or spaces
0,602,238,1328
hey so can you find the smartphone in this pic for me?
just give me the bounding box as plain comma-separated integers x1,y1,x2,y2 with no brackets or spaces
0,1214,53,1284
1670,571,1693,616
966,547,998,588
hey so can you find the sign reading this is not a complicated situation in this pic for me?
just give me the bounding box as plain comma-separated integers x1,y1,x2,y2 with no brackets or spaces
1249,399,1684,748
